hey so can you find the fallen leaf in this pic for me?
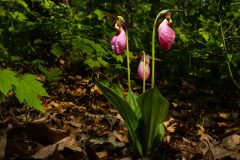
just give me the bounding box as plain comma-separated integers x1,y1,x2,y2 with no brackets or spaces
104,115,118,130
218,112,230,119
164,117,180,133
172,102,178,107
30,143,57,159
204,149,215,160
222,134,240,150
30,135,87,160
111,131,128,143
95,150,108,159
6,137,42,158
25,117,67,145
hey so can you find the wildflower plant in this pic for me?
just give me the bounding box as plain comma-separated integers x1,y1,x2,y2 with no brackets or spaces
111,16,127,55
97,9,178,158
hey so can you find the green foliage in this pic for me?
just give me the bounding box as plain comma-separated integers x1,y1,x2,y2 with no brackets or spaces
96,81,169,157
0,69,17,95
38,65,62,81
137,88,168,155
0,0,239,113
0,69,48,111
50,43,64,58
0,0,118,77
0,0,239,88
14,74,49,111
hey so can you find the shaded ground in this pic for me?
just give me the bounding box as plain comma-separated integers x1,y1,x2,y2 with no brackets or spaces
0,74,239,160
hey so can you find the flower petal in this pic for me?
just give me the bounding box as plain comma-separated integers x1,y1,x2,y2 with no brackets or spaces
137,61,150,80
158,18,175,52
111,28,126,55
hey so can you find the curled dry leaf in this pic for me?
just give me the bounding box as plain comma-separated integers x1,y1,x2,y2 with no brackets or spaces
30,135,87,160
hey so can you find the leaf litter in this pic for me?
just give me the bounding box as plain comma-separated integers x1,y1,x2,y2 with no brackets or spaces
0,74,239,159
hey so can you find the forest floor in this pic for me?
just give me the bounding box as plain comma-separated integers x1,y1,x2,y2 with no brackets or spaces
0,73,240,160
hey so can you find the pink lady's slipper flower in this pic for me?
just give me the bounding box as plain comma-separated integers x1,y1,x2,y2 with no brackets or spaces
137,54,151,80
158,16,175,52
111,23,126,55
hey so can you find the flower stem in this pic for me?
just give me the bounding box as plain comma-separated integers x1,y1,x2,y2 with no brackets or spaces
151,12,163,88
143,51,146,93
126,30,131,92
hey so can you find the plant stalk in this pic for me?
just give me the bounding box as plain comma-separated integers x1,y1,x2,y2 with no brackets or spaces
143,51,146,92
151,12,163,88
126,30,131,91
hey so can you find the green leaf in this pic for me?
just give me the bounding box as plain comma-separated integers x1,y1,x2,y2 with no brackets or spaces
39,66,62,81
50,43,64,58
153,123,165,149
94,43,105,54
199,28,210,41
45,68,62,81
96,81,142,155
85,58,101,68
127,91,141,119
0,69,18,95
16,0,30,11
14,74,49,111
96,81,138,133
137,88,169,155
97,57,108,67
10,11,28,22
94,9,105,20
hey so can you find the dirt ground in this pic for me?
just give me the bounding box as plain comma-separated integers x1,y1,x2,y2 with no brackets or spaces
0,74,239,160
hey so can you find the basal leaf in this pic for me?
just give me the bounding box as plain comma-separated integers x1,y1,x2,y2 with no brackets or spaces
0,69,18,95
96,81,138,134
96,81,142,155
137,88,169,155
153,123,165,149
127,91,141,119
14,74,49,111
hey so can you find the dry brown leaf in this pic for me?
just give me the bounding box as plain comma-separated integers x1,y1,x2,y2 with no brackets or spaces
95,151,108,159
218,112,230,119
25,117,67,145
204,149,215,160
164,117,180,133
107,136,125,148
213,144,239,159
222,134,240,150
196,124,213,145
6,137,42,157
112,131,128,143
30,135,87,160
172,102,178,107
217,122,228,127
30,143,58,159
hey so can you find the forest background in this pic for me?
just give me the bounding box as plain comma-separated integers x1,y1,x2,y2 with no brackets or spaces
0,0,240,159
